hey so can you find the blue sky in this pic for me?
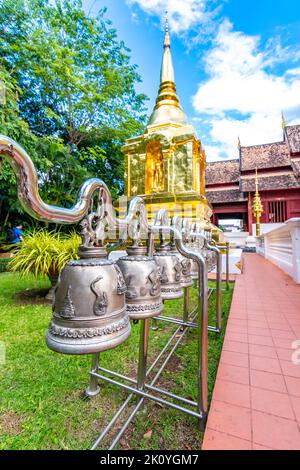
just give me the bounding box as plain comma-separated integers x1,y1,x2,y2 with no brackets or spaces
83,0,300,161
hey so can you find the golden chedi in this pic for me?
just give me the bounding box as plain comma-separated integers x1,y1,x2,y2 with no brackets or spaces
123,20,210,223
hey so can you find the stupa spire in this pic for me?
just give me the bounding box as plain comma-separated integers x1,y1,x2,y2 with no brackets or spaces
164,10,170,47
282,111,286,129
148,11,187,127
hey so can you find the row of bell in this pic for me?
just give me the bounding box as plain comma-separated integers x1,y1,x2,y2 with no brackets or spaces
46,233,194,356
189,224,218,279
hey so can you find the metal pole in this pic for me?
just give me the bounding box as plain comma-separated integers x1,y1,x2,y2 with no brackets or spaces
98,367,198,406
85,353,100,397
226,242,230,290
207,243,222,334
216,248,222,333
183,287,189,324
106,311,199,450
197,261,208,429
137,319,149,390
151,318,158,331
91,224,209,449
91,372,202,418
148,230,159,332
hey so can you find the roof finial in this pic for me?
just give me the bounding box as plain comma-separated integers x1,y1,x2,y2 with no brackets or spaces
164,9,170,48
281,111,286,129
237,136,241,149
253,167,263,237
165,9,169,32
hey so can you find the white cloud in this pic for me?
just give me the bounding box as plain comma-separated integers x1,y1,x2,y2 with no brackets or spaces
286,67,300,77
208,113,284,160
193,20,300,116
192,20,300,161
126,0,212,33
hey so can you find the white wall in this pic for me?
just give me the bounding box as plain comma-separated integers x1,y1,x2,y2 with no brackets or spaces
212,249,243,275
252,223,284,236
257,218,300,284
224,232,249,247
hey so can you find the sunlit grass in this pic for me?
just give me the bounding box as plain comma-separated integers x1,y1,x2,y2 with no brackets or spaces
0,272,233,450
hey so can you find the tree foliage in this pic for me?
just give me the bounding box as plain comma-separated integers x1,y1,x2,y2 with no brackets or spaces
0,0,147,227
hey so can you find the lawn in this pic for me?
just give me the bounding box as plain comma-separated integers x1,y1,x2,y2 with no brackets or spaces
0,272,233,450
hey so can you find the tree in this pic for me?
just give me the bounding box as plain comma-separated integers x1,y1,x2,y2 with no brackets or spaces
0,0,147,145
0,64,92,227
0,0,147,226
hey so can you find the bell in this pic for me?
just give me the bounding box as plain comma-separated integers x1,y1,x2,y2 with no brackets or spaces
204,247,217,273
190,223,204,279
153,243,183,300
46,214,131,355
169,217,193,288
117,245,163,320
191,223,217,276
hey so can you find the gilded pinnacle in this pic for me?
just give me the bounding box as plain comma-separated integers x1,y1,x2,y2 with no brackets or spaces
282,111,286,129
164,10,170,47
148,14,187,127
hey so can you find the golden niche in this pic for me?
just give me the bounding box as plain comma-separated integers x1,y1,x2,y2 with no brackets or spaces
145,142,164,194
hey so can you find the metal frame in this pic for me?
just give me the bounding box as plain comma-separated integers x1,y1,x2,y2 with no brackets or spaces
89,308,204,450
1,133,223,452
213,241,230,291
191,232,223,334
87,225,209,450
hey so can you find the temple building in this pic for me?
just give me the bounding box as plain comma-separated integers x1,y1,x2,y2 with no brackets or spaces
205,122,300,234
123,19,300,233
123,21,210,222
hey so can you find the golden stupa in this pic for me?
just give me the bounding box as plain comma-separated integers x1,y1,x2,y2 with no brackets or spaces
123,19,211,222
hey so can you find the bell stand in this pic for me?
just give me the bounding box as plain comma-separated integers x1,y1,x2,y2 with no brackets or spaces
210,240,230,291
86,225,208,450
0,136,209,449
152,231,223,335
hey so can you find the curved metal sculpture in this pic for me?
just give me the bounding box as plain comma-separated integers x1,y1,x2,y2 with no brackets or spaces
0,135,148,233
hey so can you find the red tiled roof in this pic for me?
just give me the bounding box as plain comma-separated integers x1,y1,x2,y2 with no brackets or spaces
205,122,300,203
285,125,300,154
240,142,291,171
240,173,300,192
206,160,240,185
206,189,246,204
291,160,300,178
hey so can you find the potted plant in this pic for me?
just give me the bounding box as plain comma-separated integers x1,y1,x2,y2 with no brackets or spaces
9,229,81,299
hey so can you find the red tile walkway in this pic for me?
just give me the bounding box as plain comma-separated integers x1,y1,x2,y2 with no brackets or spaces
203,254,300,450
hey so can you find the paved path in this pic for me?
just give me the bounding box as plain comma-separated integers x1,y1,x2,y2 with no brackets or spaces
203,254,300,450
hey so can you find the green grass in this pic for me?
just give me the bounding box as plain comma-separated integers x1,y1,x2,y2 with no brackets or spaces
0,272,234,450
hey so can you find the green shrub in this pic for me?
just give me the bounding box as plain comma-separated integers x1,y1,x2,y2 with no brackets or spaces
8,230,81,297
0,258,10,272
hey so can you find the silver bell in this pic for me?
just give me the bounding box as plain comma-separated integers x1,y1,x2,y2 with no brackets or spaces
46,215,131,355
169,217,193,288
117,245,163,320
153,243,183,300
